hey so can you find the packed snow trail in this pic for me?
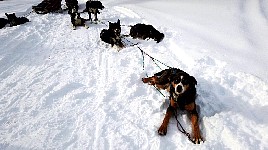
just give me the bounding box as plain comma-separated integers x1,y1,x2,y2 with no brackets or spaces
1,0,268,149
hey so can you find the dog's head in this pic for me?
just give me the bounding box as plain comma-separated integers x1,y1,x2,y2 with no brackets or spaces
87,0,105,9
5,13,17,22
5,13,17,25
5,13,16,19
150,27,164,43
68,7,78,14
67,0,78,14
171,72,197,95
70,10,80,19
155,32,164,43
109,19,121,36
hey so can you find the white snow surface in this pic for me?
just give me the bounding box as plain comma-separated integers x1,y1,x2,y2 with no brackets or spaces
1,0,268,149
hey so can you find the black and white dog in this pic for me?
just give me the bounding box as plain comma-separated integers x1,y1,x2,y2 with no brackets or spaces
130,23,164,43
83,0,104,22
142,68,203,144
65,0,78,14
5,13,29,27
0,18,9,29
70,9,88,30
100,19,124,48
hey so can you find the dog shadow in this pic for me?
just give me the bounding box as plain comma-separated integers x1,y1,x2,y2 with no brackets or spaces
197,78,268,124
196,78,268,140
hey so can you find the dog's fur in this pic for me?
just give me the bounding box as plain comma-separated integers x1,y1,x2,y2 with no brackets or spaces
0,18,9,29
130,23,164,43
142,68,203,144
83,0,104,21
70,10,88,30
100,19,124,48
5,13,29,27
65,0,78,14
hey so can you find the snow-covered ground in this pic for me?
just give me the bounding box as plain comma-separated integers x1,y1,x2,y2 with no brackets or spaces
0,0,268,149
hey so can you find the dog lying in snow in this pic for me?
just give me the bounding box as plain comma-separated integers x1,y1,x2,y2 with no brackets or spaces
83,0,104,22
100,19,124,48
70,9,89,30
130,23,164,43
5,13,29,27
0,18,9,29
32,0,61,14
142,68,203,144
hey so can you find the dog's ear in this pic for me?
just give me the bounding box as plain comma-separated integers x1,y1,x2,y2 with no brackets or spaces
117,19,120,25
189,76,197,85
169,75,175,82
5,13,8,17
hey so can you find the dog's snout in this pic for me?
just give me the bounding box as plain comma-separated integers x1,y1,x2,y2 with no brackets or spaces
176,85,183,93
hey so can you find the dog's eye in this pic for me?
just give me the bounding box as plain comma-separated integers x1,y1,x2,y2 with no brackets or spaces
182,78,188,84
174,78,181,83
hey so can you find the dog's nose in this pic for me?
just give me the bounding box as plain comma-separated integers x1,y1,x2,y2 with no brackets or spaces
176,85,183,93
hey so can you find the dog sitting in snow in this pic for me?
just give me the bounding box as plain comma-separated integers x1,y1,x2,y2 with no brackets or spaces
70,9,88,30
100,19,124,48
0,18,9,29
83,0,104,22
142,68,203,144
130,23,164,43
5,13,29,27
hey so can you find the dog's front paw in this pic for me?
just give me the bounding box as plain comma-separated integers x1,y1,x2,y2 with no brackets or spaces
142,77,155,85
158,125,167,136
192,134,204,144
142,78,149,83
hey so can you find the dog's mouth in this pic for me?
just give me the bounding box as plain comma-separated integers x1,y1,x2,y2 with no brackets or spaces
174,84,189,95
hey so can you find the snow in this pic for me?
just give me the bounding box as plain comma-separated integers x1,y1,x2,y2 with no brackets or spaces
0,0,268,149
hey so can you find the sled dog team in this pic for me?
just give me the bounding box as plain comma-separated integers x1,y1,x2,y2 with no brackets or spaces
0,0,204,144
1,0,164,48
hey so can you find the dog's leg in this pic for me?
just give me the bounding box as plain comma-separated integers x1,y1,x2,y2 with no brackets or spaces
185,103,203,144
94,12,98,21
72,25,76,30
191,113,203,144
119,40,125,48
158,98,176,135
158,106,173,135
88,12,92,22
142,76,158,85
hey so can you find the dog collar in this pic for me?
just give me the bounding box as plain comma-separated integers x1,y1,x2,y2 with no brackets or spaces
172,92,180,102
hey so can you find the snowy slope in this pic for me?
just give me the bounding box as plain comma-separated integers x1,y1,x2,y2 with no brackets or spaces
0,0,268,149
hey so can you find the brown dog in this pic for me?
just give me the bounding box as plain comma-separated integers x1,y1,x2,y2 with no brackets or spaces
142,68,203,144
